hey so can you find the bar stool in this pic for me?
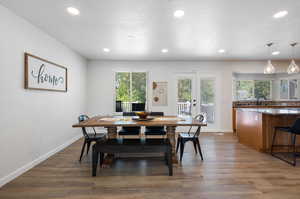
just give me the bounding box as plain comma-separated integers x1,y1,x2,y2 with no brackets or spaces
271,118,300,166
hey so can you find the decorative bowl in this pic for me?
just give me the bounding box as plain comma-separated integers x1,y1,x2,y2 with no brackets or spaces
135,111,149,119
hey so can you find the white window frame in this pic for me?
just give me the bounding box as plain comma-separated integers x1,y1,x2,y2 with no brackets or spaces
279,78,299,100
235,80,272,101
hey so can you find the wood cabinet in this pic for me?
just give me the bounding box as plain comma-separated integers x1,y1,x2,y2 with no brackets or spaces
232,101,300,134
236,109,300,152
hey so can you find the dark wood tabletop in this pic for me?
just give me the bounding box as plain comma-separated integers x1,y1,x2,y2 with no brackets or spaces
72,115,207,128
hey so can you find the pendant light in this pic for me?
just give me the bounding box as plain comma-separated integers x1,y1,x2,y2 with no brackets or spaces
264,43,276,74
287,43,299,74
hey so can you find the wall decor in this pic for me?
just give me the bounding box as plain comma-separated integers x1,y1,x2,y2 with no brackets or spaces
24,53,68,92
152,81,168,106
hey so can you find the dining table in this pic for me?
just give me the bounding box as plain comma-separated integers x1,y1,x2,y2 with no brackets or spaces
72,115,207,163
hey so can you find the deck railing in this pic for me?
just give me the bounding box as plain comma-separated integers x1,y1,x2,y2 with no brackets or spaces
117,101,214,123
177,101,191,115
121,102,132,112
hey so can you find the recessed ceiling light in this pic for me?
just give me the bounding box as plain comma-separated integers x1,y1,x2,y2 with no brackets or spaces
218,49,226,53
67,7,80,16
127,35,136,39
161,49,168,53
273,10,288,19
272,51,280,55
174,10,185,18
103,48,110,52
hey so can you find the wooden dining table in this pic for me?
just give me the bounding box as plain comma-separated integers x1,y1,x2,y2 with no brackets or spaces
72,115,207,163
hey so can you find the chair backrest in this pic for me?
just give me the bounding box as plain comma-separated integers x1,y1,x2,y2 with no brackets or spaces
132,103,145,111
122,112,141,130
78,115,96,139
188,114,205,138
116,101,123,112
290,118,300,134
123,112,136,116
149,112,164,116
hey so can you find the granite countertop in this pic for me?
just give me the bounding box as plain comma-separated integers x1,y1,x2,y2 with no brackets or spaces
237,108,300,115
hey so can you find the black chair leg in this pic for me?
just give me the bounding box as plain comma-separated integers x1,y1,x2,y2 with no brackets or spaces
79,139,87,162
292,134,297,166
196,139,203,160
193,140,198,154
176,137,180,154
100,152,104,167
86,141,91,155
180,140,185,162
271,128,278,155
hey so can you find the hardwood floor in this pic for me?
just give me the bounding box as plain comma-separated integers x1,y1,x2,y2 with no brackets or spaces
1,133,300,199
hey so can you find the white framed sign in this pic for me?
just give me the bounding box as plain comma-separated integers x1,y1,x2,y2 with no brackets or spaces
24,53,68,92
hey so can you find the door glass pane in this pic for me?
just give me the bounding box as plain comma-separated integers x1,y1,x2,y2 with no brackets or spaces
280,80,288,99
177,79,192,115
289,79,298,99
200,79,215,124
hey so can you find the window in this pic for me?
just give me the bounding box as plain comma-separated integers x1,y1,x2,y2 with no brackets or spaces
289,80,298,99
200,79,215,124
280,79,299,100
254,80,271,100
235,80,271,100
177,78,192,115
280,80,288,99
236,80,254,100
115,72,147,112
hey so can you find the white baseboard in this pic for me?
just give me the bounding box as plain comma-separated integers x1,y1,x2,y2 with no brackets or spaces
0,134,82,188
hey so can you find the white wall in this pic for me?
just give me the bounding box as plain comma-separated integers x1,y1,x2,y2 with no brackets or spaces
0,5,87,186
87,60,283,132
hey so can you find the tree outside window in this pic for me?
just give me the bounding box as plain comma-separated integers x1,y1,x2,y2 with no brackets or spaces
236,80,271,100
177,79,192,102
115,72,147,112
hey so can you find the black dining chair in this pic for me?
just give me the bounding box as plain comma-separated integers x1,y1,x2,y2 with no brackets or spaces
271,118,300,166
145,112,166,137
78,115,106,162
176,114,205,162
132,103,145,111
118,112,141,137
116,101,123,112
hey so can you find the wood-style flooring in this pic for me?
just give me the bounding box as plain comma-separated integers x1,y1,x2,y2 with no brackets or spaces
1,133,300,199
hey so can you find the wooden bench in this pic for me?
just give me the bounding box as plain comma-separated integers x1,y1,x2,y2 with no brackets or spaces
92,138,173,176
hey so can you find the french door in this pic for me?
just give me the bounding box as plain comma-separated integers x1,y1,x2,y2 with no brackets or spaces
175,73,216,125
176,74,197,116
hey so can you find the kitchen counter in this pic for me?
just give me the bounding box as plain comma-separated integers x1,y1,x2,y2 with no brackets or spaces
237,108,300,115
236,108,300,152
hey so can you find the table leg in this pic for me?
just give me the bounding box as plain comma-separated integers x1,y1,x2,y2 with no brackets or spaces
107,126,117,139
92,144,99,177
103,127,117,166
166,126,178,164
